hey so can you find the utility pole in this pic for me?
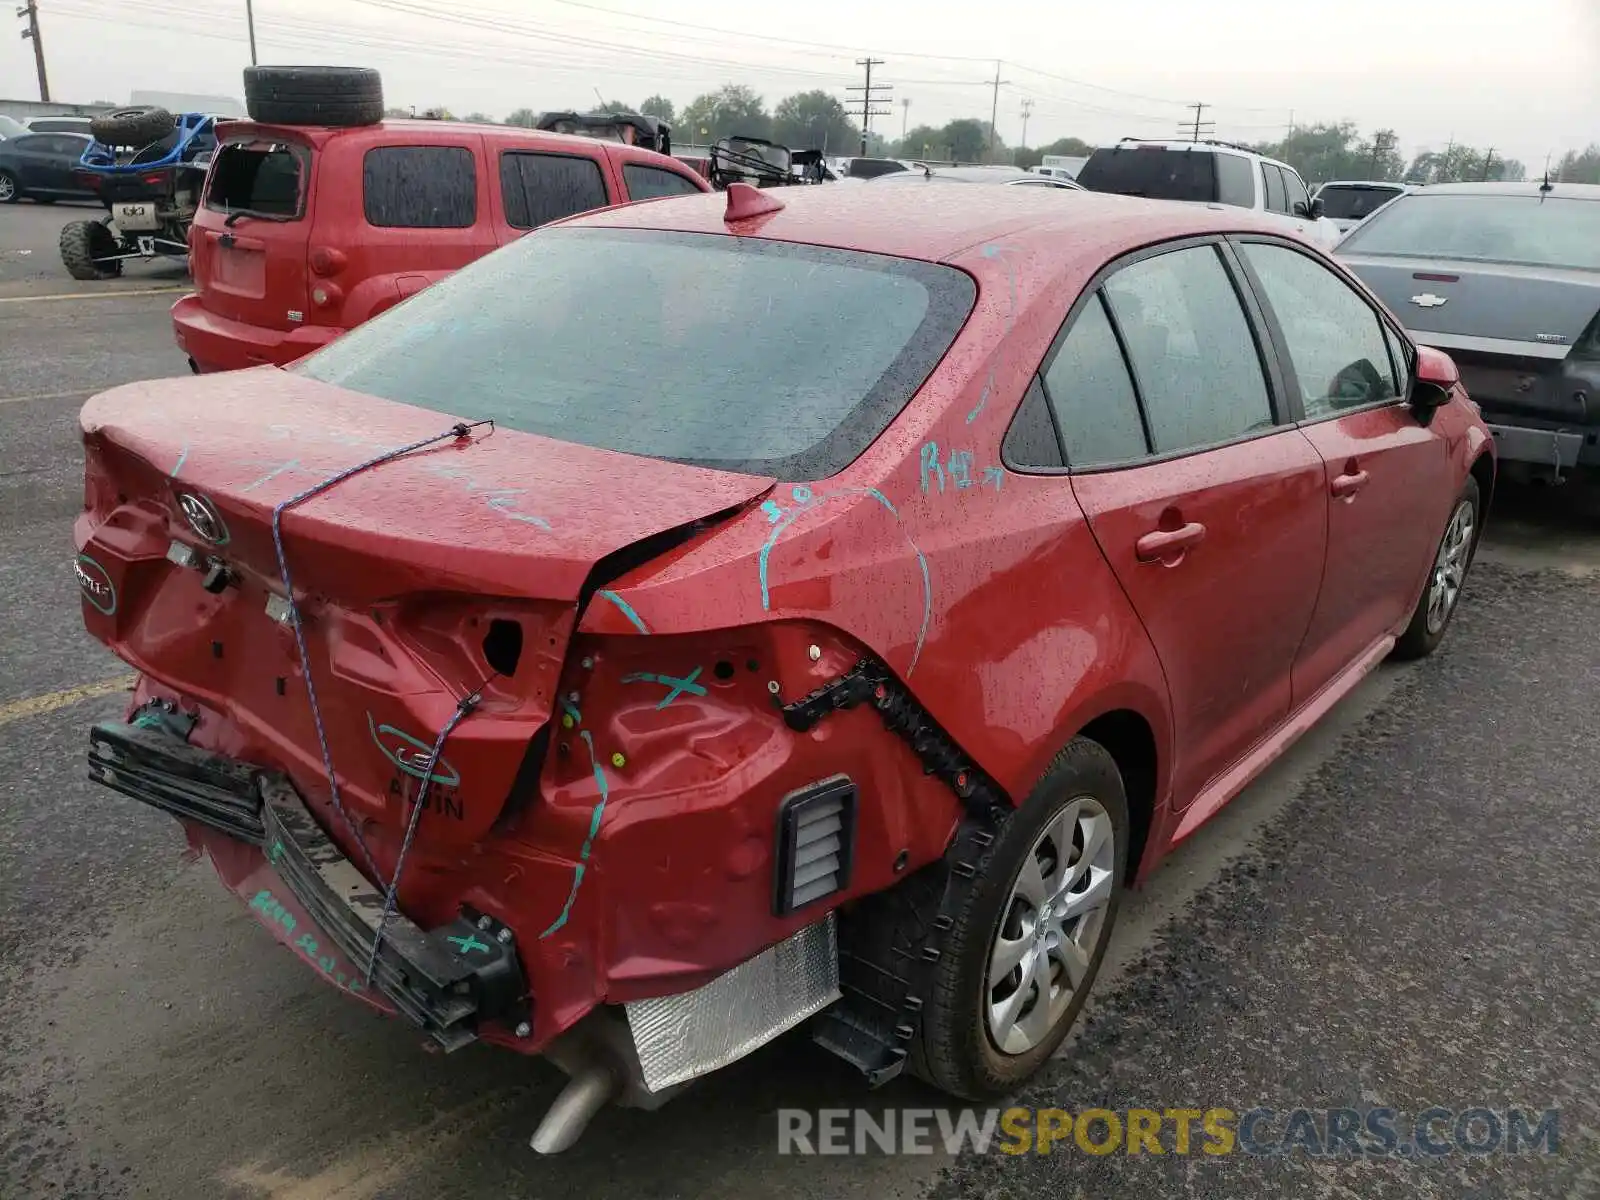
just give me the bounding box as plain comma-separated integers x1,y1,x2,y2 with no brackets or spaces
1368,130,1396,177
17,0,49,101
1182,102,1213,143
245,0,256,65
900,96,910,140
1019,98,1033,151
986,60,1011,158
1480,147,1495,181
846,58,891,157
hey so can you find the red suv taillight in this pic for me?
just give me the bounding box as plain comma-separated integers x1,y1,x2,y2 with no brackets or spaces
310,246,348,277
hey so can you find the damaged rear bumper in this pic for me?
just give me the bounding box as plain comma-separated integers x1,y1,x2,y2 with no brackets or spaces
88,718,528,1050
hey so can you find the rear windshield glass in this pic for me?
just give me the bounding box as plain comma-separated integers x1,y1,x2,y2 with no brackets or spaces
1077,147,1217,203
206,142,305,218
1317,184,1403,221
294,228,976,479
1338,193,1600,271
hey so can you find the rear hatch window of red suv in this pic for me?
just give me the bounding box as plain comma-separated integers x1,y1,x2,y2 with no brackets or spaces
196,138,312,331
293,227,976,480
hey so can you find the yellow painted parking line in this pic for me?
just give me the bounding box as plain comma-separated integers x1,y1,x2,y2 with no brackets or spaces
0,388,92,407
0,287,191,304
0,675,135,728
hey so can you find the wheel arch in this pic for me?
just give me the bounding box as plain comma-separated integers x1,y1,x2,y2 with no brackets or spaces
1468,448,1495,524
1076,708,1161,884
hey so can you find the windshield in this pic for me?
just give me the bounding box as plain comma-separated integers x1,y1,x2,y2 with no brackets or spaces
1317,184,1403,221
295,228,976,479
1076,147,1217,202
1338,193,1600,271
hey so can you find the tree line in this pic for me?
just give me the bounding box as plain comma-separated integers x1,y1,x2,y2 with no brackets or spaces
388,96,1600,187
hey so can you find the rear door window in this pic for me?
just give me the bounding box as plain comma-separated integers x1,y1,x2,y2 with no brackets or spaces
1042,294,1149,467
363,145,476,229
206,141,306,218
1261,164,1288,213
499,151,608,229
622,163,702,201
1215,153,1256,208
1102,244,1274,453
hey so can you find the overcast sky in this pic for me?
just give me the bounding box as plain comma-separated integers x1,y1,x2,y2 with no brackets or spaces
5,0,1595,168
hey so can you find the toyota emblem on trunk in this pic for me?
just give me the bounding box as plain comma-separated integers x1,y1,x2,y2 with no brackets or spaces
177,493,230,545
1410,293,1449,308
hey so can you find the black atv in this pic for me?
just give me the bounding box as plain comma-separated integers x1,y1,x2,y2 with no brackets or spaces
59,106,218,281
706,136,832,189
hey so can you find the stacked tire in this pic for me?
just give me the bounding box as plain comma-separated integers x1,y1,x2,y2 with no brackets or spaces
243,66,384,127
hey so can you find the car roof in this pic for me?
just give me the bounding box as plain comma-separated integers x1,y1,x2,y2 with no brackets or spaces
1319,180,1409,189
1398,180,1600,199
217,117,634,154
566,181,1309,263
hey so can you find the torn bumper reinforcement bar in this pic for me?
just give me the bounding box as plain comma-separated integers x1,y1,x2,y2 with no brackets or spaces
87,716,527,1050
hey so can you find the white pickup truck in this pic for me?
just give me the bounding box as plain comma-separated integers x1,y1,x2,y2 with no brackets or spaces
1076,139,1343,249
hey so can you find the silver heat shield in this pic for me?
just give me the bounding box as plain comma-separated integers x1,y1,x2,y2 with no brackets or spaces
624,915,840,1092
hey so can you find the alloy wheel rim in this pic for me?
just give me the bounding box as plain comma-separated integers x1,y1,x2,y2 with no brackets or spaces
1426,500,1474,635
986,795,1116,1055
0,176,14,201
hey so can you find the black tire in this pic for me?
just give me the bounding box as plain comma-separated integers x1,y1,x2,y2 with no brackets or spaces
244,66,384,127
914,737,1129,1099
0,169,19,203
60,219,122,281
1392,475,1481,661
90,106,176,147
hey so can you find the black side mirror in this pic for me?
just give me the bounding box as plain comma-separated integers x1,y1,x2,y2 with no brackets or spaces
1294,197,1324,220
1409,380,1451,426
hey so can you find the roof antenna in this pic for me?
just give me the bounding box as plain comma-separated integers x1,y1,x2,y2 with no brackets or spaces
1539,169,1554,194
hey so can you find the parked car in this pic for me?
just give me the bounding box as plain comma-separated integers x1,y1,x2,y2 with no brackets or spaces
838,156,908,179
1337,179,1600,482
1077,138,1342,248
875,164,1084,190
77,182,1491,1155
0,132,95,204
27,114,95,135
1313,180,1413,233
173,65,709,374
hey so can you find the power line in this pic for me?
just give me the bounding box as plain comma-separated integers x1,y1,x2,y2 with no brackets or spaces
17,0,49,101
845,57,892,155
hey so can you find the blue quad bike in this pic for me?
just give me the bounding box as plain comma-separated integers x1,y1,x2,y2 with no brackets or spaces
59,107,218,281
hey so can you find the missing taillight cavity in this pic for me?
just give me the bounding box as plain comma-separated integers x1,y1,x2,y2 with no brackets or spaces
483,618,523,677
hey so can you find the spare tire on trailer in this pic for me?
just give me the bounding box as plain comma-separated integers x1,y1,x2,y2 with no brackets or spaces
244,66,384,127
89,106,176,147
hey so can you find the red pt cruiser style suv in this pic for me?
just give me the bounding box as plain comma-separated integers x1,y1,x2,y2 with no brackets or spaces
76,182,1492,1152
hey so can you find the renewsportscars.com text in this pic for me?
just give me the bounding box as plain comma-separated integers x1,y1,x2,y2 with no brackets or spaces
777,1106,1560,1158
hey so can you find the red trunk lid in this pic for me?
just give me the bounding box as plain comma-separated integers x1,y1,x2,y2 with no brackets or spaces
76,370,773,858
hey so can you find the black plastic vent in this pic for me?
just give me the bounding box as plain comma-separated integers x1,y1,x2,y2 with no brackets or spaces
773,775,856,916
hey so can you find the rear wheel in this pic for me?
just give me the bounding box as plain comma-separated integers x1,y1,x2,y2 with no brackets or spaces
60,219,122,281
914,737,1128,1099
89,106,176,147
1392,476,1480,660
243,65,384,127
0,170,19,203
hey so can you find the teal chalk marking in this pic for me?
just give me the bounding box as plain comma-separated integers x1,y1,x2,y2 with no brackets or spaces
597,589,649,634
791,484,813,503
968,243,1020,423
761,500,783,524
539,865,585,938
562,700,581,725
539,731,609,938
756,485,931,676
240,459,302,493
366,713,462,787
621,668,706,708
984,466,1005,490
171,443,189,478
447,933,492,955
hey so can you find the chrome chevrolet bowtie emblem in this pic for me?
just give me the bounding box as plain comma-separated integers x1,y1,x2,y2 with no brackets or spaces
176,492,229,545
1410,293,1449,308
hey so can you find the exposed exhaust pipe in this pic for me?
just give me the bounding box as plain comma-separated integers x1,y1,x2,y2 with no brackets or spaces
529,1061,618,1154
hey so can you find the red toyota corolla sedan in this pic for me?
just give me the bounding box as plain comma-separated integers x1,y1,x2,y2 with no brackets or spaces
74,181,1492,1151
